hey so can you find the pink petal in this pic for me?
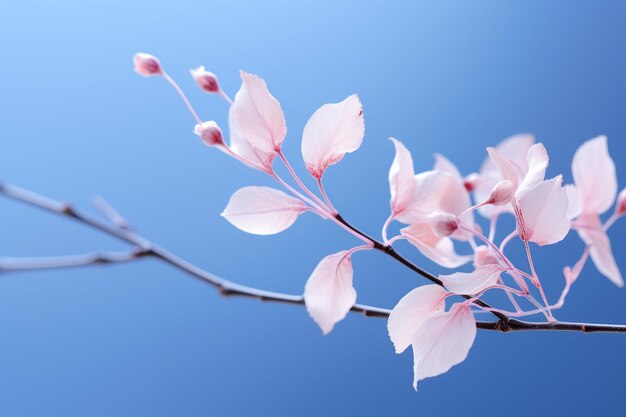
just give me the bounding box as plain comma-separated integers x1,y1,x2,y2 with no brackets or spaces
576,214,623,287
411,303,476,389
440,264,503,295
401,223,472,268
572,136,617,215
434,153,463,180
228,71,287,171
301,94,365,179
474,134,535,218
565,184,582,219
397,170,473,231
221,186,307,235
388,138,416,216
517,143,548,195
304,251,357,334
516,176,570,245
387,285,447,354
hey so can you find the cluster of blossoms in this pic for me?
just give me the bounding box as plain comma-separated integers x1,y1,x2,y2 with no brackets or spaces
134,53,626,389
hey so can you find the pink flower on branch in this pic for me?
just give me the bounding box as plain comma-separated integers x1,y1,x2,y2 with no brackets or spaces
132,53,626,389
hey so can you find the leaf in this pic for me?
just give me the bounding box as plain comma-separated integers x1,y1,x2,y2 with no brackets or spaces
576,214,623,287
387,285,447,354
221,186,307,235
301,94,365,179
474,134,535,218
411,303,476,389
304,251,357,335
228,71,287,172
515,176,570,245
440,264,504,295
571,135,617,215
401,223,472,268
388,138,416,216
517,143,548,195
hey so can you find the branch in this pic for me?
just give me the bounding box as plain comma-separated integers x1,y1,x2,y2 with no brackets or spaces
1,181,625,333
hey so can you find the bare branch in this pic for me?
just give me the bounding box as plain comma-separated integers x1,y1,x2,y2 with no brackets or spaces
1,180,626,334
0,248,149,272
92,195,134,231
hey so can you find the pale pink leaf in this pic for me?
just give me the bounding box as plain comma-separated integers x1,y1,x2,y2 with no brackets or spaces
572,135,617,215
388,138,416,216
304,251,357,334
565,184,582,219
221,186,306,235
475,134,535,218
411,303,476,389
576,214,623,287
397,170,473,231
228,71,287,171
440,264,503,295
517,143,548,195
301,94,365,179
401,223,472,268
516,176,570,245
387,285,447,354
434,153,463,180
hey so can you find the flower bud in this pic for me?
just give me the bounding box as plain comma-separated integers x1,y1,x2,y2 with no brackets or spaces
473,246,499,268
133,53,162,77
190,66,221,93
463,173,479,192
194,121,223,146
617,188,626,216
427,211,459,238
486,180,515,206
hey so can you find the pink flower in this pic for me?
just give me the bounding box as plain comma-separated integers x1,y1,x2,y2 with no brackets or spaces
388,285,476,390
568,136,623,286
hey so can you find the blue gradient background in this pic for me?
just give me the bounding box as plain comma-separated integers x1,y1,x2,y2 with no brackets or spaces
1,1,626,416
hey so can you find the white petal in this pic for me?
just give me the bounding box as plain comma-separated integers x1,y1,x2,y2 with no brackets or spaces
576,214,623,287
221,186,306,235
412,303,476,389
304,251,357,334
401,223,472,268
565,184,582,219
434,153,463,180
517,143,548,195
397,170,473,230
387,285,447,354
440,264,504,295
388,138,416,216
301,94,365,178
572,135,617,215
475,134,535,218
516,176,571,245
228,71,286,171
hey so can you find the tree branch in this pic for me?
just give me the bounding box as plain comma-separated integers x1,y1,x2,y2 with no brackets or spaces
1,181,625,333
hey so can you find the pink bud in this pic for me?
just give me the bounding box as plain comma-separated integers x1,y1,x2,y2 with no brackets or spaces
427,211,459,238
463,173,479,192
190,66,221,93
486,180,515,206
133,53,163,77
617,188,626,216
194,121,223,146
473,246,499,268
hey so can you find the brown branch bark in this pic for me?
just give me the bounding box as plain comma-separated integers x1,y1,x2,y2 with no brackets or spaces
1,181,625,334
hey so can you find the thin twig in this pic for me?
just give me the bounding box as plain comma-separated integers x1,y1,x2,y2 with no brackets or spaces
2,181,626,333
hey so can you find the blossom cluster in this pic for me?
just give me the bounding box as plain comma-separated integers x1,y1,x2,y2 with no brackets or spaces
134,53,626,389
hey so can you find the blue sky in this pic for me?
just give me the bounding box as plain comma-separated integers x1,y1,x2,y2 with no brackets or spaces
1,1,626,416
